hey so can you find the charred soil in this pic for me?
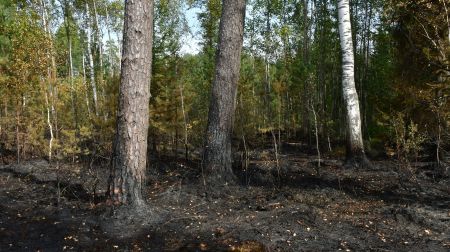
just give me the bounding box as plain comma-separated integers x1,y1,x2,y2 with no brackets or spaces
0,146,449,251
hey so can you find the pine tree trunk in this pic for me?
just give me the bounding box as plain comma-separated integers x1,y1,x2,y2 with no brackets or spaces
337,0,369,167
203,0,246,186
109,0,154,206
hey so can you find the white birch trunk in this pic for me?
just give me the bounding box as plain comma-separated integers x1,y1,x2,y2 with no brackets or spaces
86,2,98,115
92,0,103,73
61,0,79,128
41,0,54,161
179,83,188,160
104,4,114,77
43,82,54,161
337,0,365,158
82,54,92,118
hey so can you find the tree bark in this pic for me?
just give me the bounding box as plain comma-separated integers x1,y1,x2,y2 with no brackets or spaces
82,54,92,118
203,0,246,186
40,0,54,162
109,0,154,206
179,82,189,160
15,101,20,164
60,0,79,131
104,4,115,77
85,2,99,115
92,0,104,75
41,81,54,162
337,0,370,168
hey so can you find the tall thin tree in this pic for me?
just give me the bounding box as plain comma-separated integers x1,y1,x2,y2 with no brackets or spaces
337,0,370,167
203,0,246,185
109,0,154,206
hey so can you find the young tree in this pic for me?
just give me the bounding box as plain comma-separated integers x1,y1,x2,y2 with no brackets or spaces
203,0,246,186
337,0,370,167
109,0,154,206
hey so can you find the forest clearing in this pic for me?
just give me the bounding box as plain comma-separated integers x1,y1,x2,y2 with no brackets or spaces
0,0,449,251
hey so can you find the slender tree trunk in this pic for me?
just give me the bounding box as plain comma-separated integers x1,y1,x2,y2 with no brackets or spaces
263,2,272,128
109,0,154,206
179,83,189,160
302,0,310,139
61,0,78,129
85,2,99,115
203,0,246,186
337,0,370,167
82,54,92,118
15,99,20,164
42,0,58,160
43,82,54,161
92,0,104,75
40,0,54,161
311,104,321,171
92,0,107,113
105,4,115,77
3,101,7,143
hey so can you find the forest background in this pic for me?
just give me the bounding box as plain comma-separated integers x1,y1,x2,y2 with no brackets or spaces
0,0,448,173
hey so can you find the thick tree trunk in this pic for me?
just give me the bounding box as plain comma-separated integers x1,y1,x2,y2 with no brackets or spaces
109,0,153,206
203,0,246,186
337,0,370,168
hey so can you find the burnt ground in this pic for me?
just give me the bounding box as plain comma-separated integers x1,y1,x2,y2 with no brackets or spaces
0,144,449,251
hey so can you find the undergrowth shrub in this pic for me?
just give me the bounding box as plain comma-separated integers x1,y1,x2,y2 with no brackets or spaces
391,112,427,177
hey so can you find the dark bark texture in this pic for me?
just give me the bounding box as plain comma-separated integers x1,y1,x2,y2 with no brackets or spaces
203,0,246,186
109,0,154,206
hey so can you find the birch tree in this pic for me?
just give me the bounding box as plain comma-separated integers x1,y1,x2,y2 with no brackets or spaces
337,0,370,167
85,2,98,115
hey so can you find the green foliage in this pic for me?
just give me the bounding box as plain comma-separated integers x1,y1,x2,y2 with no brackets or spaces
390,112,428,176
0,0,447,167
391,113,427,161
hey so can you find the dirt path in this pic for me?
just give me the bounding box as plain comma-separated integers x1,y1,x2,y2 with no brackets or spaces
0,155,449,251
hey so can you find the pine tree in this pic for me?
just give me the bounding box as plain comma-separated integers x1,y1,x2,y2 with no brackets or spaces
109,0,154,206
203,0,246,186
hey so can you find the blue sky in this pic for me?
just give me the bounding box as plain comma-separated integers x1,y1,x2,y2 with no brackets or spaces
180,6,202,55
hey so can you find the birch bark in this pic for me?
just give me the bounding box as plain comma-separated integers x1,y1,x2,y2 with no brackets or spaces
337,0,370,167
